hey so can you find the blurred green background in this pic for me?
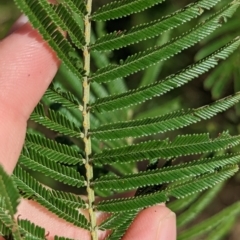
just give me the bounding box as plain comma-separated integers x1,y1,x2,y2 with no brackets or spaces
1,0,240,239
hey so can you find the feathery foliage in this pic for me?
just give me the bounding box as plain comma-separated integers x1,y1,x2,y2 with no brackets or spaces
90,3,240,83
91,0,222,51
30,104,83,138
1,0,240,239
90,37,240,112
91,0,166,21
25,133,83,165
0,165,21,239
17,219,46,240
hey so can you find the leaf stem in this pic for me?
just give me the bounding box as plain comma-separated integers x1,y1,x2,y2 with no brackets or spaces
83,0,97,239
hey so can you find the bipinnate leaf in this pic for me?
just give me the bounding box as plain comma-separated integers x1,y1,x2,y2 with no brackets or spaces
92,0,166,21
90,37,240,112
30,104,83,139
90,2,240,84
11,0,240,238
91,92,240,140
93,132,240,165
91,0,221,51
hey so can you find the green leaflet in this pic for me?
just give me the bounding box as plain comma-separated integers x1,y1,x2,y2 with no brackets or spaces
38,0,85,49
13,166,90,230
91,0,221,51
97,188,168,212
90,37,240,113
30,104,83,139
0,165,19,216
19,148,86,188
13,0,84,78
106,211,138,240
25,133,83,165
18,219,45,240
94,154,240,191
91,92,240,140
139,32,170,86
0,222,10,237
99,212,133,230
0,203,15,238
91,0,166,21
90,2,240,84
93,132,240,165
0,165,21,239
44,86,81,110
13,165,51,199
62,0,87,17
97,165,237,212
52,4,84,50
51,190,87,209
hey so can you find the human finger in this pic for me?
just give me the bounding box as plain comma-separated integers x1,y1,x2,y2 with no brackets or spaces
0,18,59,174
123,205,176,240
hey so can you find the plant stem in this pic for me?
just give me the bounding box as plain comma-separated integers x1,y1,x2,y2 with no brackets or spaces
83,0,97,239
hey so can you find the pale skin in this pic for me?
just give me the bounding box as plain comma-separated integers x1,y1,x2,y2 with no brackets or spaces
0,17,176,240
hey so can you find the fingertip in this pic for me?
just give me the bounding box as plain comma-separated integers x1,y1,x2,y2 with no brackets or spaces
123,205,176,240
0,18,59,117
0,18,59,174
156,210,176,240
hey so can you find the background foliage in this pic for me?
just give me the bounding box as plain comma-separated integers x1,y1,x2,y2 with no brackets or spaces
1,0,240,239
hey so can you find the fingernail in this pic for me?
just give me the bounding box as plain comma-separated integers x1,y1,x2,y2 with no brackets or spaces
156,212,176,240
8,15,28,35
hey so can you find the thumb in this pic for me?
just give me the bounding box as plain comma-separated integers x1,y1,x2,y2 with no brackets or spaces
123,205,176,240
